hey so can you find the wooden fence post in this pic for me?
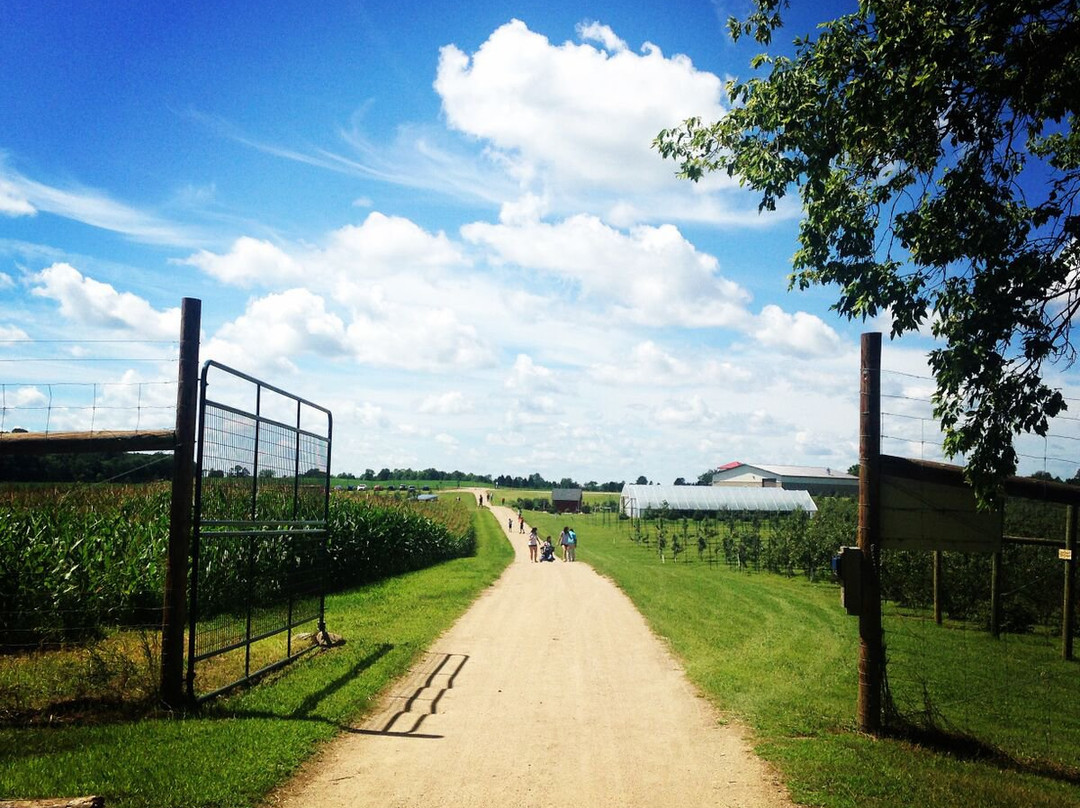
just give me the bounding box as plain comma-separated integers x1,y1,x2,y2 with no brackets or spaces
160,298,201,708
858,332,884,733
990,550,1002,639
933,550,943,625
1064,504,1076,661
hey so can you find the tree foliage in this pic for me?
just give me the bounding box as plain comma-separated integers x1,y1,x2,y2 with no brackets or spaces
656,0,1080,499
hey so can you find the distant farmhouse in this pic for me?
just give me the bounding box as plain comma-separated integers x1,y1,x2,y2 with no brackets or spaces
711,462,858,498
552,488,584,513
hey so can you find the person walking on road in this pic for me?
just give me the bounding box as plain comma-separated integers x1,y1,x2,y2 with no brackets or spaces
527,526,539,562
563,526,577,561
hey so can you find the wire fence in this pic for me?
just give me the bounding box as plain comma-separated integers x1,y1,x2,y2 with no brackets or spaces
0,336,180,437
880,367,1080,479
0,337,180,722
877,367,1079,772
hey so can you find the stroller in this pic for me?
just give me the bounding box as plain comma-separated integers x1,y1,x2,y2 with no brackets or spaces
539,540,556,562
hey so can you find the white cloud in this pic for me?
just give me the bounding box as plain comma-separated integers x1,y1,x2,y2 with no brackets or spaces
29,263,180,338
180,212,467,290
505,354,556,391
346,304,493,371
654,394,719,426
752,304,842,357
324,212,465,277
591,340,756,386
204,288,351,374
178,211,492,372
7,386,47,407
419,390,473,414
350,401,388,428
463,214,752,328
434,20,733,217
0,272,15,290
0,165,200,245
0,324,29,341
505,395,559,428
0,177,35,216
182,237,302,287
575,21,628,53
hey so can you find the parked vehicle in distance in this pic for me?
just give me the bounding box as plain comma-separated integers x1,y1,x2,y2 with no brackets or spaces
357,484,367,491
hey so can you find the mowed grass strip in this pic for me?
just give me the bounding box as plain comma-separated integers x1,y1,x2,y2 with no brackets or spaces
524,510,1080,808
0,506,513,808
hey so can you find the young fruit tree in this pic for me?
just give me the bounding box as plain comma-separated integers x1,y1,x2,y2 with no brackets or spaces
655,0,1080,502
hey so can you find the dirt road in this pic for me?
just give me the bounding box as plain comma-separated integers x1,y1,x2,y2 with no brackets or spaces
269,498,794,808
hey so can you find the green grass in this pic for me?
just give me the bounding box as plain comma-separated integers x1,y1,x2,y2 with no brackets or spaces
6,501,1077,807
0,509,513,808
525,509,1080,808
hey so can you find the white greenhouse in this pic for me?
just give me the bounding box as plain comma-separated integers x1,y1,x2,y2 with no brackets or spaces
619,484,817,519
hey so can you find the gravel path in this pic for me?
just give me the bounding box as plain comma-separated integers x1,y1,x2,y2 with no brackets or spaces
268,496,795,808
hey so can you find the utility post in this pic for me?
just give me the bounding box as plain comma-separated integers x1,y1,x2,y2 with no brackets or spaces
857,332,884,733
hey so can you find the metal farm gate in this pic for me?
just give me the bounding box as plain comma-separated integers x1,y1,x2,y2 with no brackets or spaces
187,361,332,702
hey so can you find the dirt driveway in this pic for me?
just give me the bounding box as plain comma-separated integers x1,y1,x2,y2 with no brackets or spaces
269,496,794,808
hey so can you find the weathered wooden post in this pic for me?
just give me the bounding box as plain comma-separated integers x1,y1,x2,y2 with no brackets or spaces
1064,504,1076,661
933,550,943,625
858,332,884,733
160,298,201,708
990,549,1002,638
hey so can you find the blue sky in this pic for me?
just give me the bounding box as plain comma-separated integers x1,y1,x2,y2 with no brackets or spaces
2,1,1078,484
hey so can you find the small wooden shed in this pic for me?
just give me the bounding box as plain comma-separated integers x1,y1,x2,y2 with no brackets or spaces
552,488,583,513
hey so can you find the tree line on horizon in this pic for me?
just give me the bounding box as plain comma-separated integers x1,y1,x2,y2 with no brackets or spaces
0,451,729,490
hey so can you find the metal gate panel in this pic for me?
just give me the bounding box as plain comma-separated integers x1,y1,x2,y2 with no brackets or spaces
187,361,332,702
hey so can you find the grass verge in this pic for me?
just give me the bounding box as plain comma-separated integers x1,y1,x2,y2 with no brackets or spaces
524,510,1080,808
0,507,513,808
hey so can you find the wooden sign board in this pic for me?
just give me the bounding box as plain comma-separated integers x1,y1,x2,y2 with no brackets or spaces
880,474,1002,552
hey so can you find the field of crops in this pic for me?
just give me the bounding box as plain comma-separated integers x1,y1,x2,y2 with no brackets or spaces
0,483,475,720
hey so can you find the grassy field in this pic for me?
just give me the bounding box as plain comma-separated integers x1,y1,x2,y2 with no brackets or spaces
5,497,1077,807
523,508,1080,808
0,504,513,808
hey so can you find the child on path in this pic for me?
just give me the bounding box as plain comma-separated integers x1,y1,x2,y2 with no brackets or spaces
539,537,555,562
527,526,539,562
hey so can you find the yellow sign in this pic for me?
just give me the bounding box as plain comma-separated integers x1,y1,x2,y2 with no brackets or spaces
1061,549,1074,561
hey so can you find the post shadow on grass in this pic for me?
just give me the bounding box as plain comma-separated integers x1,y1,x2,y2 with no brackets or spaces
884,705,1080,786
214,642,394,727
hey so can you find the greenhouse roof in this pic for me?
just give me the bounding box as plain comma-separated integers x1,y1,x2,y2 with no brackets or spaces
619,485,817,516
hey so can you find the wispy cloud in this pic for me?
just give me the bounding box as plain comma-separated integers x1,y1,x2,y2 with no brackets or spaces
184,107,517,208
0,163,205,246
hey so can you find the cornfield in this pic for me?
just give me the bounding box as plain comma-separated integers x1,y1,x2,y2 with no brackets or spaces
0,484,475,650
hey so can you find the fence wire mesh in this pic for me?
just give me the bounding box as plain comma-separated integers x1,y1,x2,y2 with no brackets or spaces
188,362,331,701
876,366,1079,772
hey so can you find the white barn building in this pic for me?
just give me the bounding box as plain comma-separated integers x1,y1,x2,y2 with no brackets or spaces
711,462,858,497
